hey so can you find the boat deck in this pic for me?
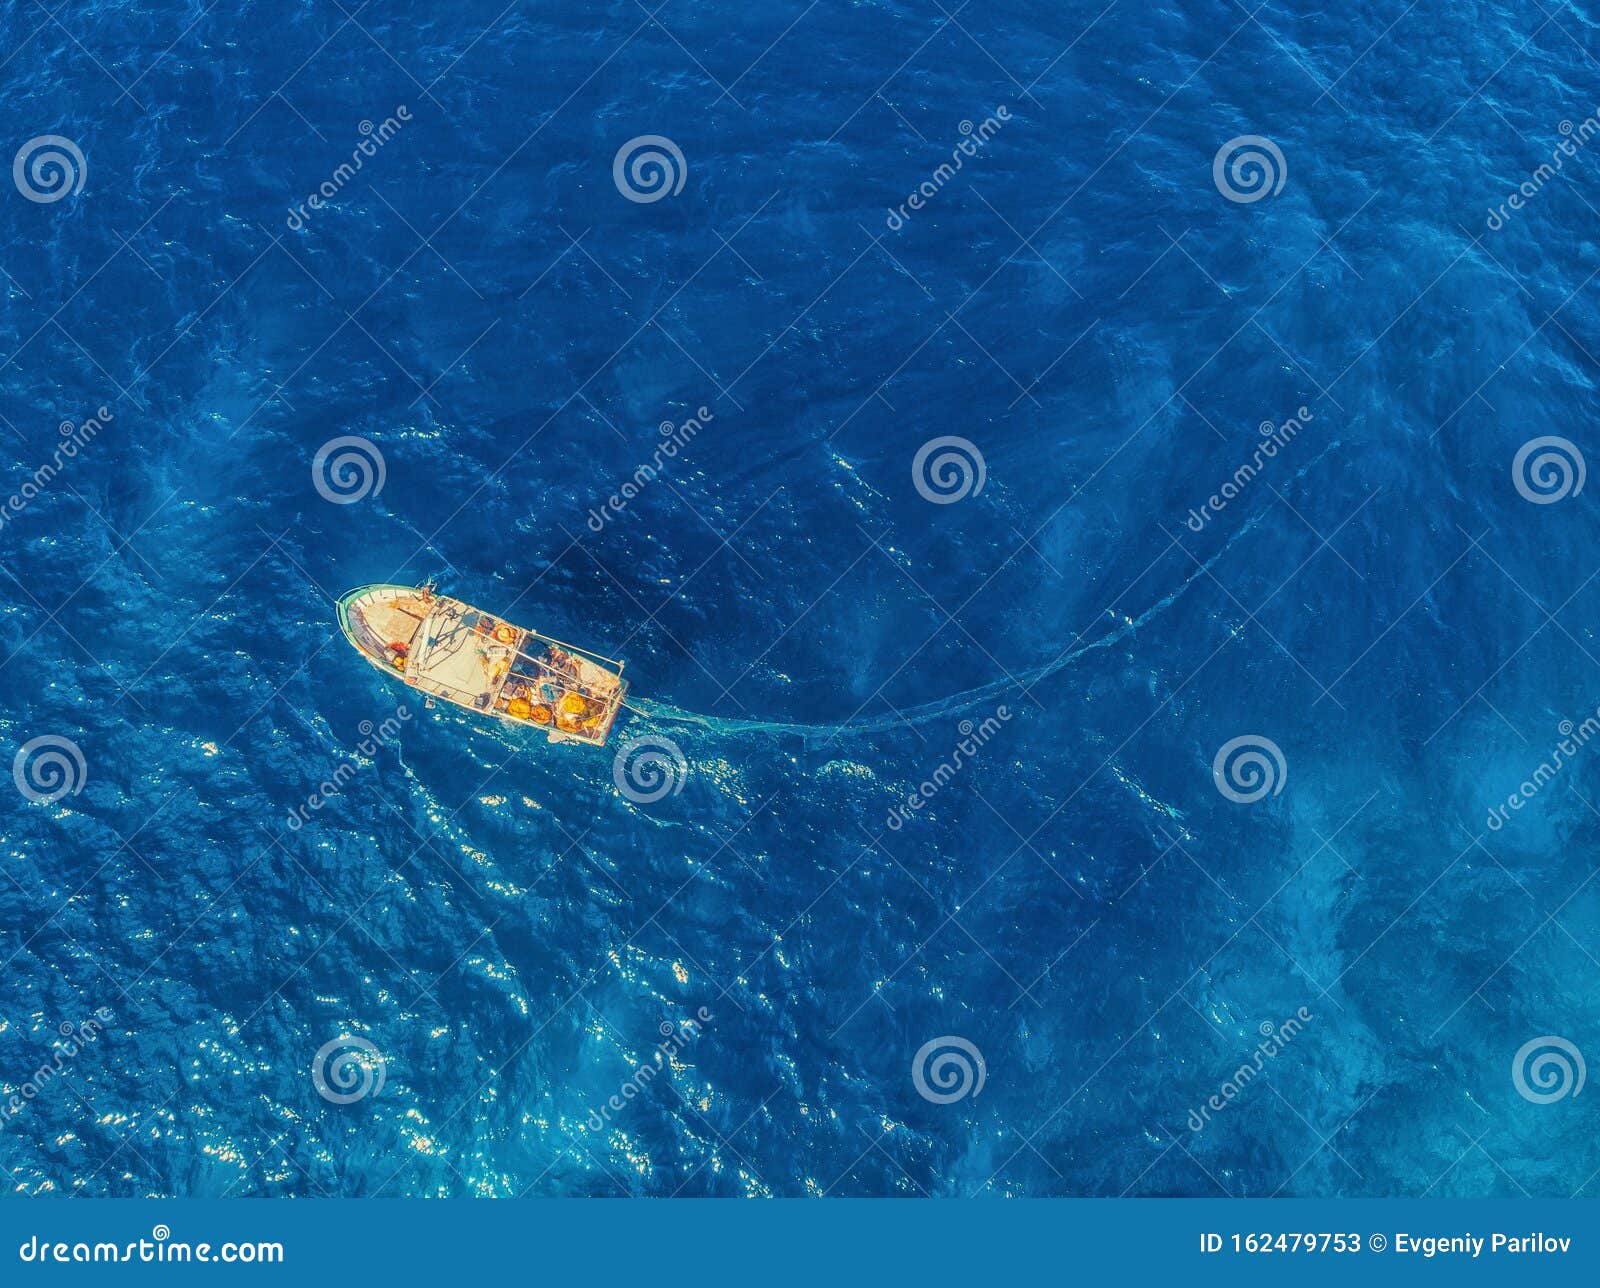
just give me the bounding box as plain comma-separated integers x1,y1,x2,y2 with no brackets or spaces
407,598,511,712
338,585,627,746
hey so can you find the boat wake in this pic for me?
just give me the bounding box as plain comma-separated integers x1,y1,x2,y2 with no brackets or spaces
619,455,1318,746
622,558,1176,745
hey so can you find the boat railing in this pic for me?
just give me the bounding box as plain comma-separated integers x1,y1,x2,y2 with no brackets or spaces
413,590,624,674
522,627,626,675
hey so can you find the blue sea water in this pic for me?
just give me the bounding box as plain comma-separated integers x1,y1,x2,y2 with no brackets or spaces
3,0,1600,1198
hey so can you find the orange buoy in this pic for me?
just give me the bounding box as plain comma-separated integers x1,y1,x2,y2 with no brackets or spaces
507,696,532,720
494,623,515,644
558,692,587,716
530,704,553,725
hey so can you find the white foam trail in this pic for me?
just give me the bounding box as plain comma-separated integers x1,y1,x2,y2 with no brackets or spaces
623,449,1321,746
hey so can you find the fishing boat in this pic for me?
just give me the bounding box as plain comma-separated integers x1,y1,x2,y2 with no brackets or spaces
337,584,628,746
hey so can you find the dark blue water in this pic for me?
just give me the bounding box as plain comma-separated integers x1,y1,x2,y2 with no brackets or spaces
4,0,1600,1197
